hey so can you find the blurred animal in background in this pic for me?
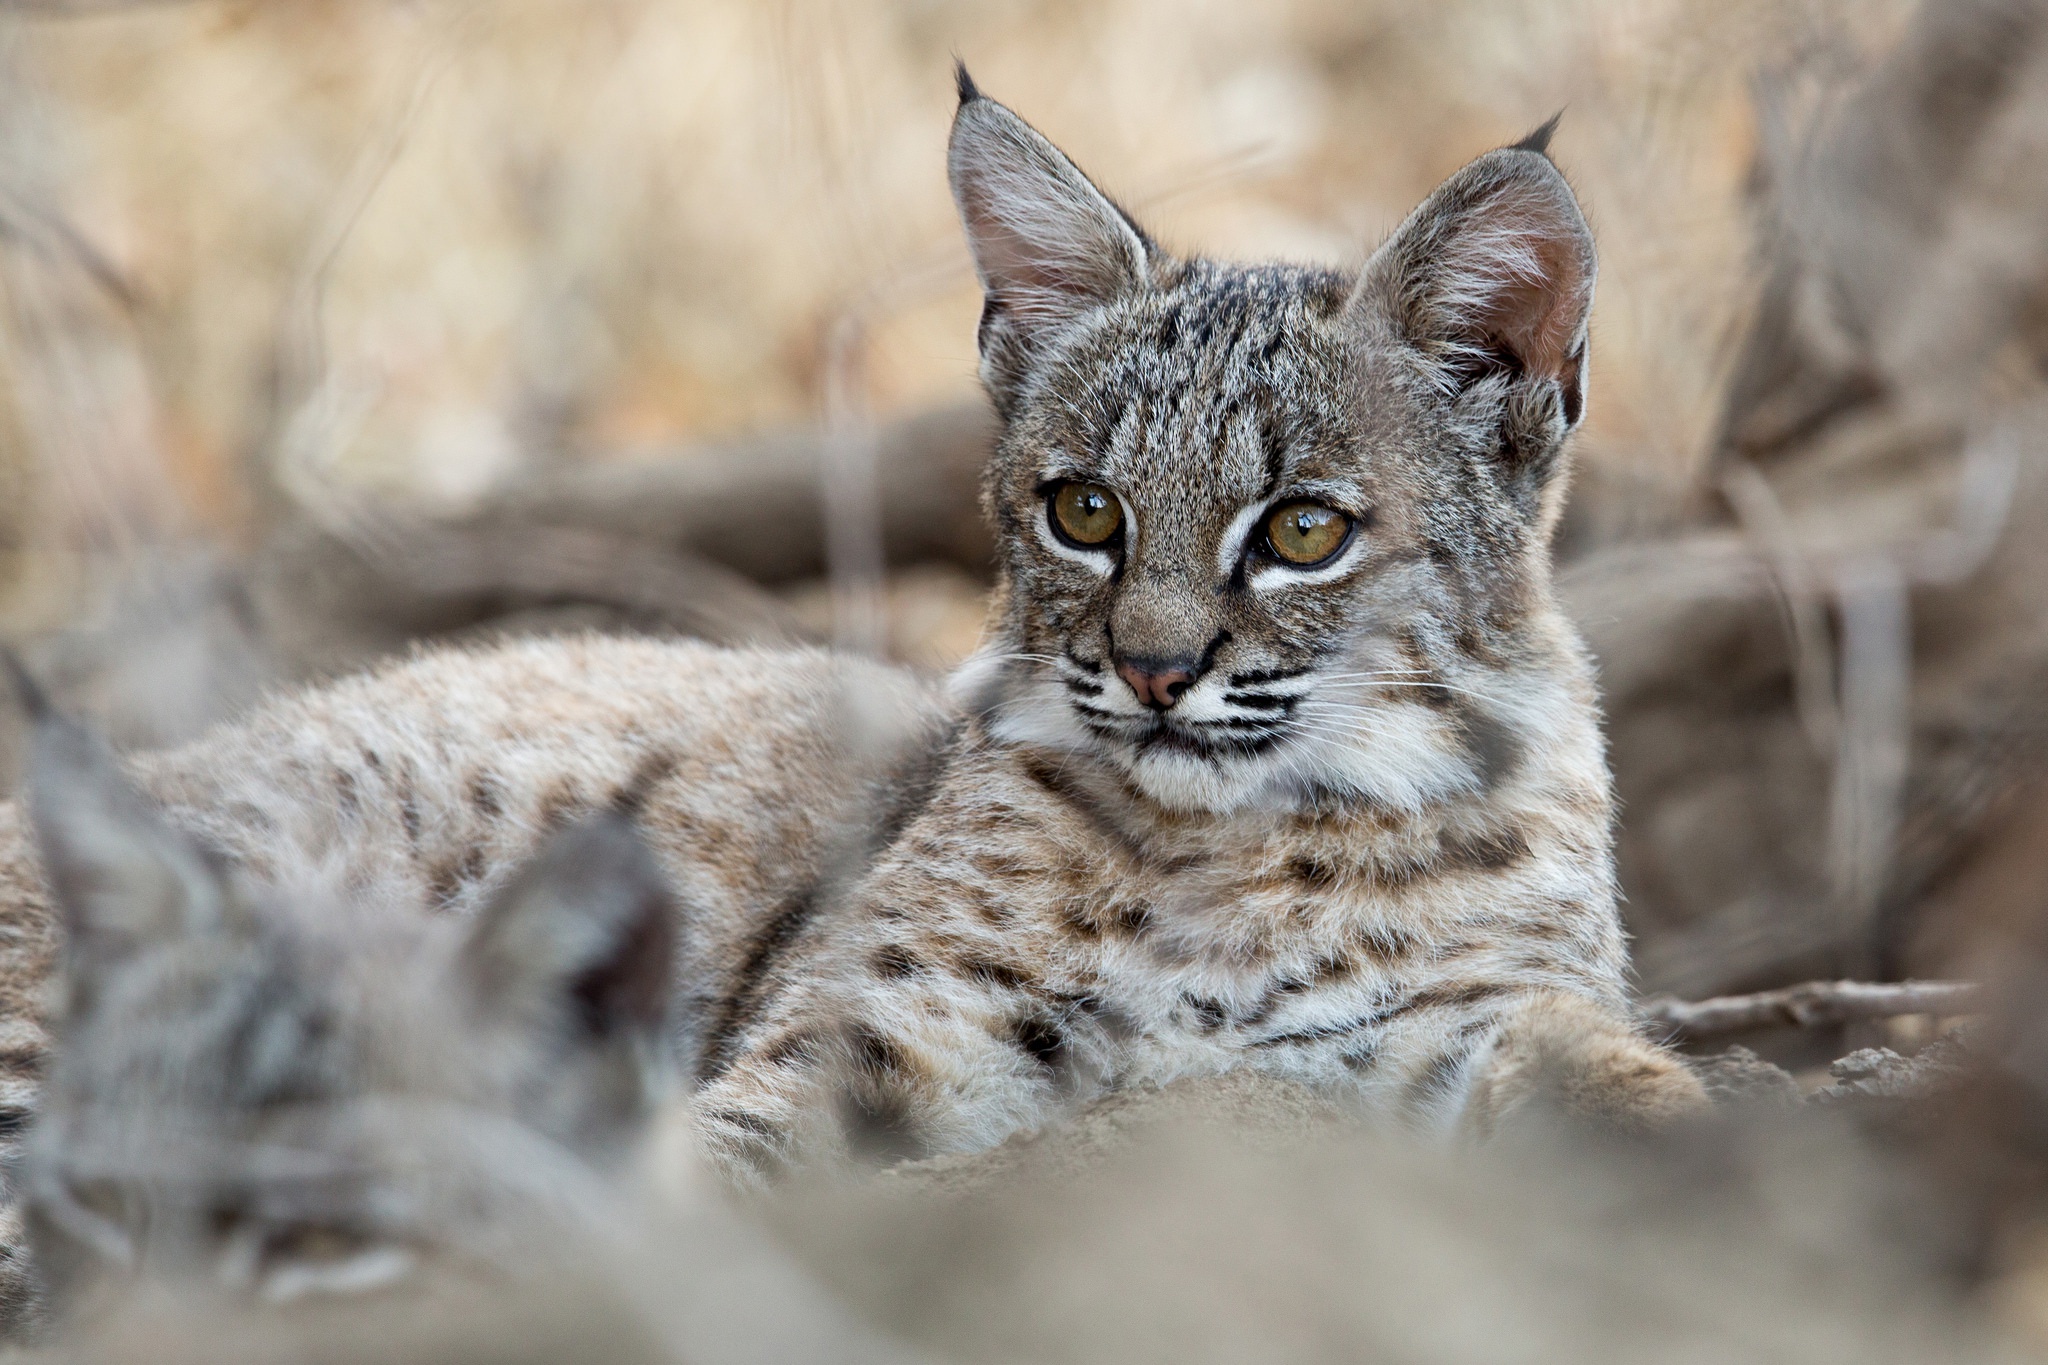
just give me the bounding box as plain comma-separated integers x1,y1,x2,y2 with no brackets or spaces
18,686,675,1323
0,678,931,1365
0,634,947,1339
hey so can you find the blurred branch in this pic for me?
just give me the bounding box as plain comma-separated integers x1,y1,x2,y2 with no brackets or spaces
1642,979,1980,1039
1720,462,1838,751
1826,556,1910,959
490,401,996,586
0,189,139,310
820,309,888,655
253,514,805,666
0,40,174,556
263,53,443,535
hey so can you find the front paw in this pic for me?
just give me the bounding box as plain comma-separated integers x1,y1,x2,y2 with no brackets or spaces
1464,992,1709,1139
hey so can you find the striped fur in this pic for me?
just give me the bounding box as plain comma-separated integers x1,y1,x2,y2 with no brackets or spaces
691,82,1704,1177
0,78,1701,1282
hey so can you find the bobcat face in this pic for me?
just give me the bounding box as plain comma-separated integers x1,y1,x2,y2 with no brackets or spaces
19,706,675,1315
946,74,1596,814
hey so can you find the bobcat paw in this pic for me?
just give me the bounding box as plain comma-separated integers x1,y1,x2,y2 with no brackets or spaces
1464,991,1708,1139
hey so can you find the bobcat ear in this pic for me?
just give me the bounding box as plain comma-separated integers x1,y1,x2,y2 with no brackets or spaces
22,687,236,1001
1354,138,1596,430
459,812,676,1152
949,67,1152,409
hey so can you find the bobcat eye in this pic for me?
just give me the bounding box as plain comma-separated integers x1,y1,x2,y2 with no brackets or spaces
1048,482,1124,549
1264,502,1351,566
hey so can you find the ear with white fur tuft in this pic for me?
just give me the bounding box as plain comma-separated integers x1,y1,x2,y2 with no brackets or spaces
948,77,1153,413
25,701,237,1009
1353,142,1597,444
460,812,677,1154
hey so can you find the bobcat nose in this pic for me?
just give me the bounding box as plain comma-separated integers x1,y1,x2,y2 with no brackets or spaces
1115,659,1197,710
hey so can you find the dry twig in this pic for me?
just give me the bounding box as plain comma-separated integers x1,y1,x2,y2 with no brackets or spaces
1642,978,1980,1039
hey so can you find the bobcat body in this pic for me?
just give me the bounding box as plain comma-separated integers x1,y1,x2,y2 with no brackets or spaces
687,77,1705,1176
0,74,1699,1218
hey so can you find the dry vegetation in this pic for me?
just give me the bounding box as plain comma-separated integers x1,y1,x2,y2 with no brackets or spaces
13,0,2048,1359
0,0,1896,568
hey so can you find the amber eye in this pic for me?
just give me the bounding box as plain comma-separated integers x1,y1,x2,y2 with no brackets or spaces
1048,482,1124,548
1264,502,1351,566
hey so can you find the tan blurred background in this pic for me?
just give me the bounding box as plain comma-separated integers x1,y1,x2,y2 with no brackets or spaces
0,0,1893,591
12,0,2048,1031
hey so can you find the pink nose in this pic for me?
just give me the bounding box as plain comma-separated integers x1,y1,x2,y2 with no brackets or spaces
1115,661,1196,710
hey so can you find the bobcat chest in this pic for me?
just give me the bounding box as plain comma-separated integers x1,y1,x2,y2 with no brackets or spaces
1037,855,1446,1072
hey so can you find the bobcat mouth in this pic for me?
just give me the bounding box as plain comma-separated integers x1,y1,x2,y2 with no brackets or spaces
1131,715,1288,760
1071,697,1290,760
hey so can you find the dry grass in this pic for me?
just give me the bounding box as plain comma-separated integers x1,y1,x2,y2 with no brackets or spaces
0,0,1911,601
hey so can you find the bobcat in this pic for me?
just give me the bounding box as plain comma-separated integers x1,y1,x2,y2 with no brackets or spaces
0,68,1701,1232
8,698,935,1365
14,691,678,1321
683,72,1707,1176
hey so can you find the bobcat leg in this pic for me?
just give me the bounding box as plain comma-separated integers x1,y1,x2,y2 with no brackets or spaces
1461,990,1708,1139
689,994,1083,1191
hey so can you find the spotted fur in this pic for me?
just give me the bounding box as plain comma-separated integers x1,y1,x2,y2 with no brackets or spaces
688,77,1704,1179
0,76,1701,1247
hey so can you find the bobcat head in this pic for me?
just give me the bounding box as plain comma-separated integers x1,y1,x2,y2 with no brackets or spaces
19,703,676,1313
946,70,1599,815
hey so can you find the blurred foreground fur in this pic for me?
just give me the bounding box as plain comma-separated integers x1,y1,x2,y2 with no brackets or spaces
8,691,917,1364
38,1067,2048,1364
17,690,675,1322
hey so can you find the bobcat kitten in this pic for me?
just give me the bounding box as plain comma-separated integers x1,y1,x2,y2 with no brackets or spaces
0,74,1702,1212
19,697,677,1318
13,702,933,1365
687,74,1703,1178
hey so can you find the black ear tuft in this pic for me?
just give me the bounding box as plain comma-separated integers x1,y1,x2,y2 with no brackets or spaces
954,59,981,107
1512,111,1564,158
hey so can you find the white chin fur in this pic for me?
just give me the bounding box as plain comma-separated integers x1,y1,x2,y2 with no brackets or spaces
1125,713,1477,816
981,680,1479,818
1124,747,1276,813
965,649,1489,816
